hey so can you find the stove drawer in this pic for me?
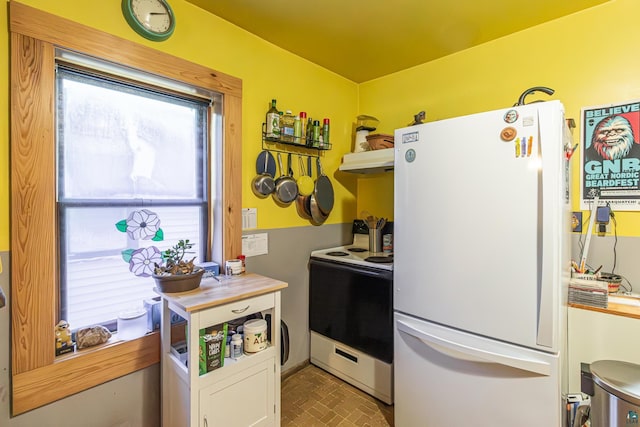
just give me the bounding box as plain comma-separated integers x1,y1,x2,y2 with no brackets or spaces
310,331,393,404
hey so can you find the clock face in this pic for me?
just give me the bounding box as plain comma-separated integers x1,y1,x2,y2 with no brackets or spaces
122,0,175,41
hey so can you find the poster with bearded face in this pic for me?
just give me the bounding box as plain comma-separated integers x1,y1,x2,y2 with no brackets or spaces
581,100,640,210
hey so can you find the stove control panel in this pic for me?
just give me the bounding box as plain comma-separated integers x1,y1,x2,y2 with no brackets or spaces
352,219,369,235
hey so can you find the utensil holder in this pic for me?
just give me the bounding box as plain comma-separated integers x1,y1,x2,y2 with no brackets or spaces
369,228,382,253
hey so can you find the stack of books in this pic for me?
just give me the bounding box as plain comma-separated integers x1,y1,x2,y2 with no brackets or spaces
569,274,608,309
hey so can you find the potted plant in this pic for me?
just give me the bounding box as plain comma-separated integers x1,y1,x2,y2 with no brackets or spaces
117,209,204,293
151,239,204,293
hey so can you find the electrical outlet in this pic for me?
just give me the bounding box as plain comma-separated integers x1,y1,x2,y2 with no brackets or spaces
597,223,609,235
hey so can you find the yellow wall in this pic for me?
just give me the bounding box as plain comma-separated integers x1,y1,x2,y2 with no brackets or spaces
357,0,640,236
0,0,361,252
6,0,640,249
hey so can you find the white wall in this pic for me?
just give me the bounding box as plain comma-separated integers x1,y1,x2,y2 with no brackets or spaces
568,235,640,392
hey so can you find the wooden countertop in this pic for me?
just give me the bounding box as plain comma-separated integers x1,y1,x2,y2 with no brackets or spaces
569,295,640,320
155,273,288,313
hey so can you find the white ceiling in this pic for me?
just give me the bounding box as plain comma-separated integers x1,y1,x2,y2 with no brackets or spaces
186,0,609,83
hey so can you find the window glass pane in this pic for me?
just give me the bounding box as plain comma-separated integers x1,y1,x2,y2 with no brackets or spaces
56,64,210,332
58,68,206,200
62,206,205,329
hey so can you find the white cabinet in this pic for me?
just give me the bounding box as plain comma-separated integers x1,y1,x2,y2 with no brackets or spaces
158,274,287,427
200,358,275,426
568,307,640,392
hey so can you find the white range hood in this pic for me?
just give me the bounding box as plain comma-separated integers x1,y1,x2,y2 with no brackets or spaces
338,148,394,174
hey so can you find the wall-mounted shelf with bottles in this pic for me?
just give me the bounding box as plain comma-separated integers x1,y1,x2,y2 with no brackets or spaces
262,123,331,157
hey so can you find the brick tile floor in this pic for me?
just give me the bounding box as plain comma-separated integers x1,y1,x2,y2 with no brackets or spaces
281,364,393,427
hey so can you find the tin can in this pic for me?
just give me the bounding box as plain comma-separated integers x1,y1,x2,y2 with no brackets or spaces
382,234,393,253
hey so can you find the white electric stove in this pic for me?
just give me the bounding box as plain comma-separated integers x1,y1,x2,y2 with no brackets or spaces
309,220,394,404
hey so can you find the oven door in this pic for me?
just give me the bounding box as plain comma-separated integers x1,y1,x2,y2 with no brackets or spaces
309,257,393,363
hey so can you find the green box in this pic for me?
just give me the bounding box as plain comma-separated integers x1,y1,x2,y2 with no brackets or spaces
199,323,227,375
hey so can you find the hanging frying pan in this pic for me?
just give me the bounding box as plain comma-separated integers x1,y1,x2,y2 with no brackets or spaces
251,151,275,198
309,193,328,225
313,157,334,215
273,153,298,205
255,150,276,177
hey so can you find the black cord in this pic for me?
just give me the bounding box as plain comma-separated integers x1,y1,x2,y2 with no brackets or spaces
619,274,633,293
576,210,590,255
610,209,617,274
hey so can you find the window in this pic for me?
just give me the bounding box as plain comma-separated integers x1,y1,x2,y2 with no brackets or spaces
56,64,210,330
10,2,242,414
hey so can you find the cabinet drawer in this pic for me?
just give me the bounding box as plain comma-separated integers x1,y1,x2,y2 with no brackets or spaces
198,293,275,328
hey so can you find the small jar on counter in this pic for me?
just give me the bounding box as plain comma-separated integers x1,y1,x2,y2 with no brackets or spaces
225,259,243,275
237,255,246,273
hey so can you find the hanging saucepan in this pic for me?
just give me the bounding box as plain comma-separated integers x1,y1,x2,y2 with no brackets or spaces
296,157,313,220
308,158,332,225
297,155,315,197
252,150,275,198
273,153,298,205
313,157,334,215
255,150,276,177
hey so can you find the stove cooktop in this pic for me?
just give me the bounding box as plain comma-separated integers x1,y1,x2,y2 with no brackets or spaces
310,245,393,271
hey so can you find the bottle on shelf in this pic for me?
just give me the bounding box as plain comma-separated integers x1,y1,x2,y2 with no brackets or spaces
312,120,321,148
299,112,307,144
306,117,313,147
293,115,302,144
265,99,280,141
281,110,295,143
321,118,330,148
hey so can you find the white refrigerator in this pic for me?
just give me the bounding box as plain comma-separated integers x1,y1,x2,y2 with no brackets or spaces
393,100,571,426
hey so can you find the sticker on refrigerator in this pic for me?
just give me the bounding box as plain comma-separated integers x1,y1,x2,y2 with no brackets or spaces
504,109,519,124
405,149,416,163
402,131,419,144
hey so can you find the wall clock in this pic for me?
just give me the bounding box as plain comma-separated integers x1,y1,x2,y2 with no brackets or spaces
121,0,176,42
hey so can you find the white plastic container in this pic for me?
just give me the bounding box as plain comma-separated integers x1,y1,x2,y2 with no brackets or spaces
231,333,243,359
243,319,268,353
225,259,243,275
117,308,147,340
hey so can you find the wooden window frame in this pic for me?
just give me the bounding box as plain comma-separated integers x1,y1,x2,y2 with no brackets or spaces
9,2,242,415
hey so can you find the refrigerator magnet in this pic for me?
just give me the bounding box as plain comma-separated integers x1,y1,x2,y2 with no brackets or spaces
501,127,517,141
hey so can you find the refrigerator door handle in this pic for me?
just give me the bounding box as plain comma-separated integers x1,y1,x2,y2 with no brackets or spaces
397,319,551,376
535,109,558,349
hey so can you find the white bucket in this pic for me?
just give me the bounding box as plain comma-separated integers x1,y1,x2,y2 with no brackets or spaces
117,308,147,340
243,319,268,353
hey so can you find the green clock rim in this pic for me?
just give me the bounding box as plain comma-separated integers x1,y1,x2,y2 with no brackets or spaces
121,0,176,42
